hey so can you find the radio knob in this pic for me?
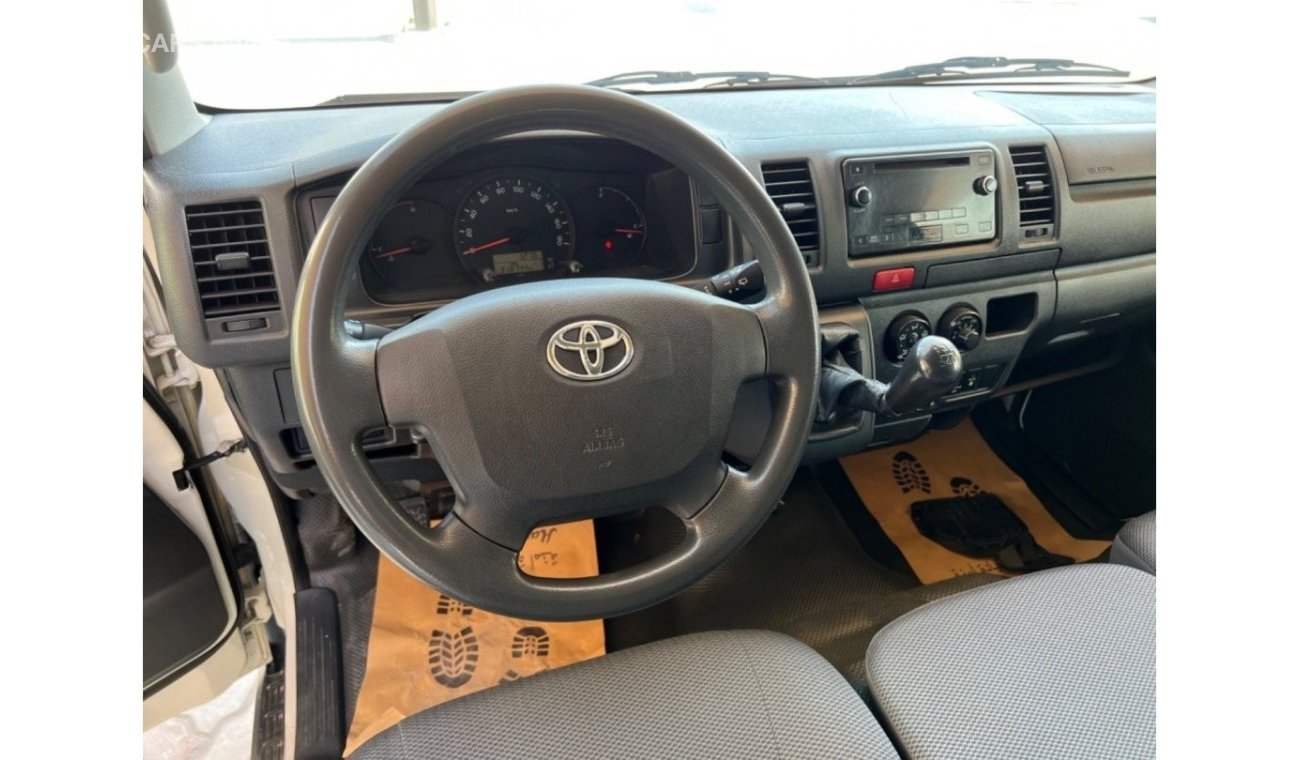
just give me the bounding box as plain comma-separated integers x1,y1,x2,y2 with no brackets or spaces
974,175,999,195
849,185,872,207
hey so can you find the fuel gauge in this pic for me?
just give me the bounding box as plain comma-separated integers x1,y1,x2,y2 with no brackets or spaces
572,186,647,270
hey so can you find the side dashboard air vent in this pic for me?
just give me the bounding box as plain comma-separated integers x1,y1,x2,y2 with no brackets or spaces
185,201,280,319
760,161,820,266
1009,146,1056,240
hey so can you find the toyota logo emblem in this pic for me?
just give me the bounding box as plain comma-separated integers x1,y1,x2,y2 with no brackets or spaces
546,321,634,380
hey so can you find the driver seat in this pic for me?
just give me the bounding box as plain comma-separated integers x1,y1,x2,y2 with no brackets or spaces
352,629,900,759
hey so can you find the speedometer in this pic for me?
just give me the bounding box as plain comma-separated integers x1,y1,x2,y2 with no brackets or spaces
453,176,575,283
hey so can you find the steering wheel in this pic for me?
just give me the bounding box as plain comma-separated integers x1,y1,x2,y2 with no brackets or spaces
292,85,818,621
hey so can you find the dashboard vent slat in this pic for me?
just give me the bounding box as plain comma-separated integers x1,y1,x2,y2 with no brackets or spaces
760,160,820,266
185,201,280,319
1010,146,1058,232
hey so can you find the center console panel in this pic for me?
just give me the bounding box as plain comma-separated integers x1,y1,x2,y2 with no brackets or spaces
796,270,1057,464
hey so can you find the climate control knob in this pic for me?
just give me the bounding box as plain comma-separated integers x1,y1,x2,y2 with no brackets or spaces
885,313,932,362
939,304,984,351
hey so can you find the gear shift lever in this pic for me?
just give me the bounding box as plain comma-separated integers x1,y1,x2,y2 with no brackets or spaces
817,333,963,421
880,335,964,415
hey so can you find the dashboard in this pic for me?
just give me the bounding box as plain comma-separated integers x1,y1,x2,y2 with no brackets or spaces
297,139,699,306
144,83,1156,496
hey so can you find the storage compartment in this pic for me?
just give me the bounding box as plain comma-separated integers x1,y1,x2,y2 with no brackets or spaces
1005,333,1125,391
986,293,1037,336
1047,255,1156,345
925,249,1059,288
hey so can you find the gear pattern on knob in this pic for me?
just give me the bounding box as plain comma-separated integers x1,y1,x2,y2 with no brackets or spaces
883,335,964,415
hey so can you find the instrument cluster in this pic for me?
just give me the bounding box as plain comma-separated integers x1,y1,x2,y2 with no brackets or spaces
302,140,698,305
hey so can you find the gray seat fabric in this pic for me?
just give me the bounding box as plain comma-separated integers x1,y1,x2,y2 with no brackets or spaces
354,629,900,759
1110,511,1157,574
866,564,1155,760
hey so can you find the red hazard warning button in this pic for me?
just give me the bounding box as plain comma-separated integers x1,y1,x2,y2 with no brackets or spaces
872,267,915,292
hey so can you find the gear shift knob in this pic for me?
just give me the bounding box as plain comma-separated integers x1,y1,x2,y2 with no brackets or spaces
882,335,963,415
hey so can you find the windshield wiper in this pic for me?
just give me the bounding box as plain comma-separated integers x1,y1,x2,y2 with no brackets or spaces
842,57,1130,85
587,70,828,90
317,58,1129,107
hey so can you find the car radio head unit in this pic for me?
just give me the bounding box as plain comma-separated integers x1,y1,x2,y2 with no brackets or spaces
842,149,998,257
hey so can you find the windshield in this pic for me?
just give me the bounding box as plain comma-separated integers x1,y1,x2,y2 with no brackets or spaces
168,0,1157,110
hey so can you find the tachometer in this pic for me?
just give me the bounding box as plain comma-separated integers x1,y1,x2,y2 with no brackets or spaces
361,198,459,302
454,176,575,283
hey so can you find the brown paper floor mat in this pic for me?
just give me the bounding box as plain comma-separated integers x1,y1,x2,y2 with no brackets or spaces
343,520,605,755
839,419,1110,584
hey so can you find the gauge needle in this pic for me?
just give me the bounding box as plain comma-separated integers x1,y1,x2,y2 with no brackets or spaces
463,236,512,255
375,246,414,260
614,228,645,235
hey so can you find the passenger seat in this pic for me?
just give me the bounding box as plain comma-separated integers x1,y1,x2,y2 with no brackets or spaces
1109,511,1157,575
865,564,1155,759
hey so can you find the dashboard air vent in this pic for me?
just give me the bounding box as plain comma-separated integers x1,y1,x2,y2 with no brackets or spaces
760,161,820,265
1009,146,1056,239
185,201,279,319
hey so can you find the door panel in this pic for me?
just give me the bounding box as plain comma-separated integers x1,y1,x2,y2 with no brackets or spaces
142,396,241,699
143,484,230,685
